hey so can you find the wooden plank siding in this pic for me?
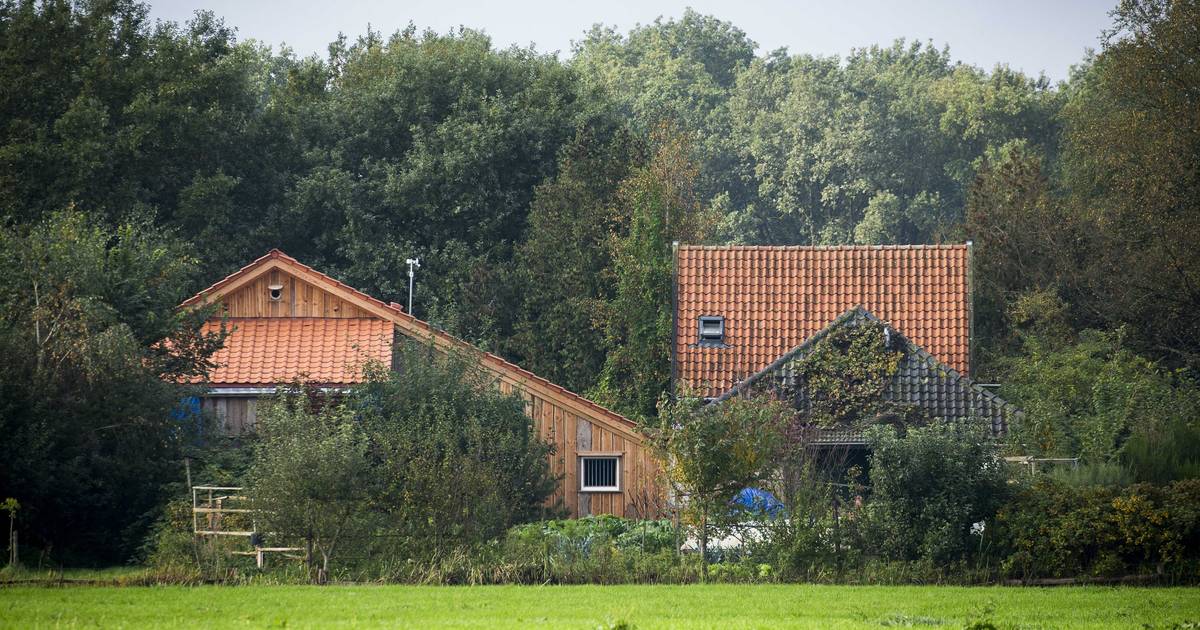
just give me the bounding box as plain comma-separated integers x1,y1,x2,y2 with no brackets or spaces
201,396,258,435
220,269,376,319
491,380,661,518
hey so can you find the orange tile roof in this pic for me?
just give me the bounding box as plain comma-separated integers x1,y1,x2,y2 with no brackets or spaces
199,318,393,386
675,244,971,398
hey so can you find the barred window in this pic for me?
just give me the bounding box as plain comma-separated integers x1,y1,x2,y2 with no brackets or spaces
580,456,620,492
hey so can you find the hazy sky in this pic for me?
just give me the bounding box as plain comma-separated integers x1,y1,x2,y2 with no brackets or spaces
149,0,1114,82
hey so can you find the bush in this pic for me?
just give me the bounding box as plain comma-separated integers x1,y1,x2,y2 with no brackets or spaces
993,478,1200,580
1123,417,1200,484
356,342,560,553
863,422,1008,565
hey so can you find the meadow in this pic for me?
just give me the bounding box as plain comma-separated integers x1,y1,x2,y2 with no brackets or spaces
1,584,1198,629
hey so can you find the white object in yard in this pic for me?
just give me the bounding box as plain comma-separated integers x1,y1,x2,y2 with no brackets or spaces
680,523,768,553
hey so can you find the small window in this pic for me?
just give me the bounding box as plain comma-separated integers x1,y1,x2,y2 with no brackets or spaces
268,283,284,301
698,315,725,345
580,456,620,492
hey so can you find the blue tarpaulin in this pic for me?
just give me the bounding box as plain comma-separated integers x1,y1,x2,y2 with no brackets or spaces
731,487,784,518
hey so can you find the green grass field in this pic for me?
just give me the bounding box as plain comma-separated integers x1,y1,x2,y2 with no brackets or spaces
1,584,1198,629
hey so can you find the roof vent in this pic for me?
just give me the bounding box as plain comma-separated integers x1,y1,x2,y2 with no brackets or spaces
698,315,725,346
268,283,284,301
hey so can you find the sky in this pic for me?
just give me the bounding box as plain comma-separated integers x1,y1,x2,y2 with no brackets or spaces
149,0,1115,82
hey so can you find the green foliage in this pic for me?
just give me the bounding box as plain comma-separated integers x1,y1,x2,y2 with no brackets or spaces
248,391,373,579
1057,0,1200,372
325,27,586,343
0,211,221,563
218,343,560,580
592,131,714,420
786,321,908,429
865,423,1008,565
993,478,1200,580
726,42,1059,246
572,10,754,204
1000,326,1199,462
507,123,645,393
1122,417,1200,484
1047,461,1133,488
507,516,678,559
357,342,560,549
652,393,788,571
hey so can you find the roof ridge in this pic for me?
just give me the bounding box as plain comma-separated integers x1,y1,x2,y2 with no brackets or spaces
677,243,968,251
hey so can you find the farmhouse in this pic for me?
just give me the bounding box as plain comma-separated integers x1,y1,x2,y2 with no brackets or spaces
673,244,1022,442
181,249,659,518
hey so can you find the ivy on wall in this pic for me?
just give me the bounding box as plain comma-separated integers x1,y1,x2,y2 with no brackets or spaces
779,322,920,431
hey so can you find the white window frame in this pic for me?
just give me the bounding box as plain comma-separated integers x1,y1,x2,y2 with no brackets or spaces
579,454,622,493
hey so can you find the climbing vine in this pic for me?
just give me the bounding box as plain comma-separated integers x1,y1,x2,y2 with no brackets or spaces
782,321,916,430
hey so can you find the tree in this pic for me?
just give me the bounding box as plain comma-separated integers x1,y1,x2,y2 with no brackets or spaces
572,10,756,206
247,391,372,582
652,393,788,577
1056,0,1200,370
0,210,222,562
592,130,714,421
506,122,645,393
999,323,1199,463
356,342,559,553
725,41,1059,246
326,27,584,346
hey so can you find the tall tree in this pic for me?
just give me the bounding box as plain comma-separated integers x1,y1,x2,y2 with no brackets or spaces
726,41,1060,246
1058,0,1200,369
507,121,645,393
593,130,713,420
326,27,584,345
572,10,756,207
0,211,221,562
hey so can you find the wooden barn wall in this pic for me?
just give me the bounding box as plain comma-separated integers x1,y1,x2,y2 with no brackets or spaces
495,381,662,519
201,396,258,435
220,269,376,319
206,384,661,519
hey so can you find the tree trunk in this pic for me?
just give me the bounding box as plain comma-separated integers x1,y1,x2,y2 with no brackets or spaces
699,504,709,582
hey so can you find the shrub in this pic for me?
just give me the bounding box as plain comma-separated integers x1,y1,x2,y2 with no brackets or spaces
993,478,1200,580
1123,417,1200,484
248,392,373,581
355,342,560,553
864,422,1008,565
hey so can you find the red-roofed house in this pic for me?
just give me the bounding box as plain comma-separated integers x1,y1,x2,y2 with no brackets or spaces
673,244,1021,441
184,250,659,518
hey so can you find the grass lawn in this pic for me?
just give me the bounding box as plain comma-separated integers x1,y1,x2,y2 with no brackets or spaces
1,584,1198,629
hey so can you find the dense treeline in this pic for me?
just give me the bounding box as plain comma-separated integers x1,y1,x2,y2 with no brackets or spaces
1,0,1198,562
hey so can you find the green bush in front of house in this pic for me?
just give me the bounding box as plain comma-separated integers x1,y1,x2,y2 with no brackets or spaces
860,423,1010,566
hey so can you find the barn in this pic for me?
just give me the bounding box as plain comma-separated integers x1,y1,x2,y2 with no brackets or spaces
181,249,661,518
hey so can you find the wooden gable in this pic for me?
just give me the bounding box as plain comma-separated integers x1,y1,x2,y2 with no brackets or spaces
218,268,378,319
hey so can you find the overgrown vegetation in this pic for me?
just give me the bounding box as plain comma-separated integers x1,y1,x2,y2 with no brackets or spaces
1,0,1198,582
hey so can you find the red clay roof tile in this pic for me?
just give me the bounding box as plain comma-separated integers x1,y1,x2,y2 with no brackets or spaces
675,244,971,398
197,318,392,386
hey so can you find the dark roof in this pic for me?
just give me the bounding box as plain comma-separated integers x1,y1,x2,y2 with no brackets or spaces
709,307,1021,442
675,244,971,398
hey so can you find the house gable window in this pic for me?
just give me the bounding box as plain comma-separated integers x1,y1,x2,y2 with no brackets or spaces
579,455,620,492
698,315,725,346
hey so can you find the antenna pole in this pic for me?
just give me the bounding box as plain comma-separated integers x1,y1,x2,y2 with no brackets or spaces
405,258,420,314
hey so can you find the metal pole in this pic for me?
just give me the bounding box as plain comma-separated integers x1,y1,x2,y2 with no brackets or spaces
405,258,420,314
